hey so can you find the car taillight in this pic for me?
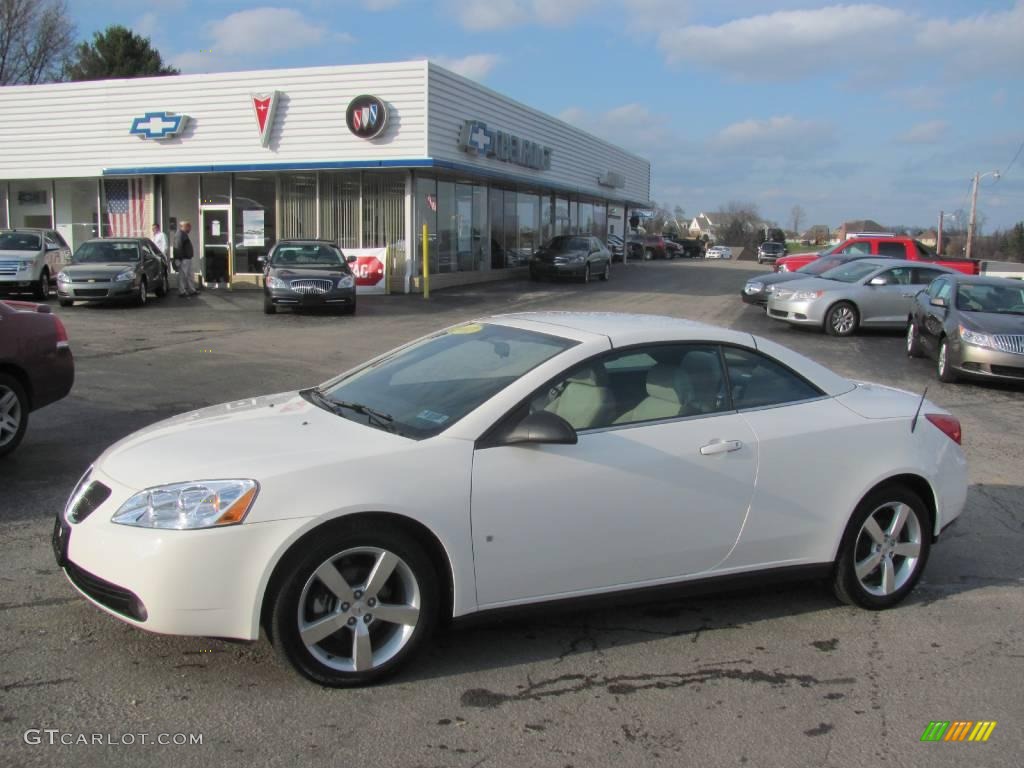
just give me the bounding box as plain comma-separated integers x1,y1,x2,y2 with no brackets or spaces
54,315,70,350
925,413,961,445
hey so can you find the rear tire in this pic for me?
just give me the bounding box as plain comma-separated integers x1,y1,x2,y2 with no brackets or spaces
0,373,29,458
825,301,858,337
270,523,440,687
937,338,957,382
833,484,931,609
32,269,50,300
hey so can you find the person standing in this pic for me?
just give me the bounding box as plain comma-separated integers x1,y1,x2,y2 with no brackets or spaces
173,221,197,297
151,223,168,256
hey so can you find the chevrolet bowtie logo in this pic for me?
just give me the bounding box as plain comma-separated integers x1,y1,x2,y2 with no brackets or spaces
130,111,189,140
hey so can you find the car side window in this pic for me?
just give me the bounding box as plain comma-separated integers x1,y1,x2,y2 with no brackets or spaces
936,280,953,302
927,278,946,299
840,241,871,254
875,267,912,285
723,347,824,410
913,267,945,285
877,242,905,258
529,344,729,432
52,232,69,248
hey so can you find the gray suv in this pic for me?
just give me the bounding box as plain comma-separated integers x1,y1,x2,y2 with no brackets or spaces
757,241,787,264
0,229,71,299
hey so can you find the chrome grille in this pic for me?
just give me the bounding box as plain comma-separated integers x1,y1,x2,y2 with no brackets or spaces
70,278,111,284
993,334,1024,355
0,259,19,276
290,278,334,294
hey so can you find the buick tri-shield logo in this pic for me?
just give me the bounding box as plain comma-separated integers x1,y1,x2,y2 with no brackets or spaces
346,95,388,139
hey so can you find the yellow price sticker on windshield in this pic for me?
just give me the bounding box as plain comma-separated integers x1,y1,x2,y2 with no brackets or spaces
449,323,483,335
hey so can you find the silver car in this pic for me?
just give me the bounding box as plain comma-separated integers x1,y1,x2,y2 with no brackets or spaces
767,259,956,337
0,228,71,299
57,239,170,307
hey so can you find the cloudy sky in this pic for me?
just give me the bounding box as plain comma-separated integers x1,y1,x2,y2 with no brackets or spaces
67,0,1024,232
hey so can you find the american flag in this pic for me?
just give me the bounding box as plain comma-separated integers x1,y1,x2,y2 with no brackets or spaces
105,178,147,237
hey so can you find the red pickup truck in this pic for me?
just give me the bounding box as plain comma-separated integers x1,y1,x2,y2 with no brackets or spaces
773,236,1004,276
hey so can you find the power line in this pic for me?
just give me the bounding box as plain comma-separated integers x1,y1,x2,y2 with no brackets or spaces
1001,137,1024,178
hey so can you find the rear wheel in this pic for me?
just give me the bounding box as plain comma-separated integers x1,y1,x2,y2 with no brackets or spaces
270,524,439,687
906,321,923,358
32,269,50,300
833,484,931,609
825,301,858,337
937,338,957,382
0,373,29,458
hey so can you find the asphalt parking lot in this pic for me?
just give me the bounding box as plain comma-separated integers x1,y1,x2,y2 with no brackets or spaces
2,259,1022,768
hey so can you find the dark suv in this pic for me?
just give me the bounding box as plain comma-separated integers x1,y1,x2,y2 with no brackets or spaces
757,241,787,264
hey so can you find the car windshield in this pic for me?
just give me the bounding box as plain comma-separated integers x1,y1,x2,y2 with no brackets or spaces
312,323,577,439
956,283,1024,315
271,244,349,270
73,242,140,263
545,236,589,252
800,256,845,275
0,232,41,250
819,261,883,283
761,243,783,252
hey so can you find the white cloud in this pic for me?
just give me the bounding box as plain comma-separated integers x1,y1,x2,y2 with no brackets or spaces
207,8,327,56
712,116,835,155
361,0,403,9
133,12,160,40
886,85,943,112
450,0,599,31
897,120,948,145
916,3,1024,78
433,54,501,80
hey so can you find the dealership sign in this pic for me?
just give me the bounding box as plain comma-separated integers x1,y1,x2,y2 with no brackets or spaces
251,91,281,147
458,120,552,171
130,111,189,140
346,95,388,139
345,247,388,294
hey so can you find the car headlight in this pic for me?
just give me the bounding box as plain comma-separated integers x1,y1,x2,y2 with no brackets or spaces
57,271,71,284
111,479,259,530
792,289,825,300
337,275,355,289
20,260,33,272
266,275,287,289
959,325,995,348
115,269,135,282
745,281,764,294
568,254,585,262
778,264,789,272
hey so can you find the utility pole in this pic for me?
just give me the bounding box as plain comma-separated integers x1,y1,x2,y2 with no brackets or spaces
937,210,943,256
966,170,1000,261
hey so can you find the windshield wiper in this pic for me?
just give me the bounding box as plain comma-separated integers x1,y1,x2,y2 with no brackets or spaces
306,388,397,432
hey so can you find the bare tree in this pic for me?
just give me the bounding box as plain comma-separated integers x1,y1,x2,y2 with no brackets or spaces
790,205,805,236
0,0,75,85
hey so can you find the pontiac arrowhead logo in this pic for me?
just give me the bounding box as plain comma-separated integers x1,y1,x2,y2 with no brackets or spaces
130,111,189,140
251,91,281,147
346,95,388,140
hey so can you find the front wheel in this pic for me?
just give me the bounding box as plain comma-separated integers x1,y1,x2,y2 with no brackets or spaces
59,299,73,308
263,296,277,315
270,524,440,687
600,261,610,281
32,269,50,300
833,484,931,609
644,248,654,261
581,264,591,284
0,373,29,458
135,278,148,307
937,338,957,382
906,321,923,358
825,301,858,337
155,270,168,298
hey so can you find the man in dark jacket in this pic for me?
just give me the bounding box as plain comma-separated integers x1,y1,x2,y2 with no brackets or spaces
173,221,197,296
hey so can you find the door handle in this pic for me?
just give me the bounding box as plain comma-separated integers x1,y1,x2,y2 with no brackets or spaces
901,292,916,298
700,439,743,456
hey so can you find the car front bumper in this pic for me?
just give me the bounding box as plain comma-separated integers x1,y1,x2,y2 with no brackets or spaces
741,286,769,305
54,467,307,640
766,297,827,326
266,287,356,309
950,339,1024,381
530,261,588,277
57,281,139,302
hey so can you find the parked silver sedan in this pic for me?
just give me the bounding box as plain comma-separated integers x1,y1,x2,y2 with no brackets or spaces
767,259,956,337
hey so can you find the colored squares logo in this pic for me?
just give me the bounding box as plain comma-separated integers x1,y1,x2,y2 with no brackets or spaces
921,721,997,743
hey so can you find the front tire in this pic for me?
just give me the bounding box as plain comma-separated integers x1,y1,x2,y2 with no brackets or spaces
32,269,50,300
833,484,931,609
0,373,29,458
600,261,610,281
825,301,858,337
937,338,957,382
644,248,654,261
581,264,591,284
59,299,73,308
135,278,148,307
906,321,923,358
263,296,277,315
155,270,168,298
270,523,439,687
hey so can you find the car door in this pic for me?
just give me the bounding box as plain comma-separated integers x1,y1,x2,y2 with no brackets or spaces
857,266,917,326
140,243,160,282
920,277,953,355
43,232,64,276
470,343,757,608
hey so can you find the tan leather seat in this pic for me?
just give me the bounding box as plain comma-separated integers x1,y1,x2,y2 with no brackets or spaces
614,363,687,424
545,365,614,430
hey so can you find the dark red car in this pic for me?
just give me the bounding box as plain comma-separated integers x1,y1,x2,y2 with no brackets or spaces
0,300,74,457
641,234,683,260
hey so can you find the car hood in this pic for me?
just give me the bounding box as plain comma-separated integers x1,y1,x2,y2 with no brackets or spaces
94,391,405,488
958,311,1024,334
269,267,350,280
747,272,805,288
771,277,842,295
64,263,138,277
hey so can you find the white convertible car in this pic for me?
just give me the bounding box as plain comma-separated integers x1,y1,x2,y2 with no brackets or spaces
54,313,967,686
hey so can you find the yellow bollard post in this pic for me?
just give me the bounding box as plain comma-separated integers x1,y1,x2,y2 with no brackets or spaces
422,223,430,299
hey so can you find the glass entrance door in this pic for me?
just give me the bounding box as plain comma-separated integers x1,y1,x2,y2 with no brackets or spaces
201,208,231,287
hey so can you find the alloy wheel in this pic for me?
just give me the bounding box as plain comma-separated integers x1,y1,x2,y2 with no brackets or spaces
297,546,421,673
829,305,857,335
0,385,23,448
853,502,923,597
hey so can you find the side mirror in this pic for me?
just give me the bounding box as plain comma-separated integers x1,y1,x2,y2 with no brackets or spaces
930,296,947,308
500,411,578,447
256,256,266,266
346,255,357,264
868,276,888,286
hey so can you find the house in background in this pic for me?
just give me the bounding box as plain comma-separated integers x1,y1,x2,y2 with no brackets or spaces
916,229,938,248
801,224,831,244
689,211,739,242
835,219,888,241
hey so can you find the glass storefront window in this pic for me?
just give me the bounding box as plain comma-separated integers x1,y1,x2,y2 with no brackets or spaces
502,189,517,268
517,193,539,260
578,202,594,240
320,172,360,249
540,195,552,244
436,181,456,273
473,185,488,271
489,188,504,269
200,174,230,206
363,172,405,250
10,181,52,229
554,197,569,237
415,176,437,276
593,203,607,242
280,173,317,239
54,179,100,251
232,174,276,274
455,184,474,271
0,184,8,229
568,200,578,234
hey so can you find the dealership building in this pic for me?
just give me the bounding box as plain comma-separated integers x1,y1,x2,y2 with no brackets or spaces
0,61,651,292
